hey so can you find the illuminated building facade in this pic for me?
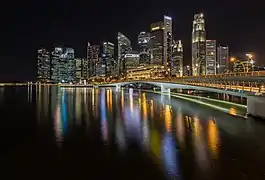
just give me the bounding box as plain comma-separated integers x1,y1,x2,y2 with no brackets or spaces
138,32,150,65
172,40,183,77
217,45,229,74
118,32,132,75
87,43,100,77
163,15,173,72
51,47,75,83
37,48,50,82
192,13,206,76
150,21,164,65
126,65,166,80
206,40,216,75
75,58,88,82
183,65,192,76
102,42,115,76
125,53,139,70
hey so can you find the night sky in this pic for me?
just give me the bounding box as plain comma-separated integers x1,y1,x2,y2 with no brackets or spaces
1,0,264,82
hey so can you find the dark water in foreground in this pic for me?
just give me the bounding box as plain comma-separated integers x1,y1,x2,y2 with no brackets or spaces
0,86,265,179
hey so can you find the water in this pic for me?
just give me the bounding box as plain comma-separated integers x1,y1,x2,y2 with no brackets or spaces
1,86,265,179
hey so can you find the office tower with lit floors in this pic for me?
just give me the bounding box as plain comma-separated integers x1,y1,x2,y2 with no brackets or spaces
37,48,50,82
87,43,100,77
138,32,150,65
102,42,115,76
118,32,132,75
172,40,183,77
75,58,88,83
217,45,229,74
192,13,206,76
150,21,164,65
51,47,75,83
163,15,173,74
206,40,217,75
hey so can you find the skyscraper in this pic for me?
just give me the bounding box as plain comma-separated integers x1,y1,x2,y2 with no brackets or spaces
51,47,75,83
150,21,163,65
138,32,150,65
118,32,132,75
75,58,88,82
37,48,50,82
102,42,115,76
163,15,173,72
172,40,183,77
206,40,217,75
192,13,206,76
87,43,100,77
217,45,229,74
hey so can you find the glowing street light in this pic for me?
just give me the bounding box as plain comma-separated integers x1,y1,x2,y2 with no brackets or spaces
246,53,253,59
230,57,236,62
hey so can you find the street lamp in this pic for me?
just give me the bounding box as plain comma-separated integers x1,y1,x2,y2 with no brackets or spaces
230,57,236,72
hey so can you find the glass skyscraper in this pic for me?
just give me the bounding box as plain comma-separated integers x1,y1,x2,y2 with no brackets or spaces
138,32,150,65
217,45,229,74
102,42,115,76
150,21,164,65
192,13,206,76
118,32,132,75
206,40,217,75
163,15,173,72
37,48,50,82
172,40,183,77
87,43,100,77
51,47,75,83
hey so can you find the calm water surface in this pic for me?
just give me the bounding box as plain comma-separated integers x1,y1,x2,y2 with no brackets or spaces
0,86,265,179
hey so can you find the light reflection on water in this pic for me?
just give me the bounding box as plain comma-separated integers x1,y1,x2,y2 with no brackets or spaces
33,86,248,179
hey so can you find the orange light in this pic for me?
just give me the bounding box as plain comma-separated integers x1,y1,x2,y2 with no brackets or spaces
230,57,236,62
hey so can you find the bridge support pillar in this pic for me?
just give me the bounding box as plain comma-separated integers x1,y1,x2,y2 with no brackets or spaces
161,84,170,94
116,84,121,92
247,96,265,119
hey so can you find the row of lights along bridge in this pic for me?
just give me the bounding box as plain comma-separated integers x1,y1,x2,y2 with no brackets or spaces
37,13,262,84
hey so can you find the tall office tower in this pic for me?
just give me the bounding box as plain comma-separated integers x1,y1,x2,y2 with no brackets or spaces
163,15,173,72
87,43,100,77
150,21,164,65
172,40,183,77
37,48,50,82
75,58,83,82
192,13,206,76
75,58,88,82
51,47,75,83
138,32,150,65
102,42,115,76
118,32,132,75
217,45,229,74
206,40,217,75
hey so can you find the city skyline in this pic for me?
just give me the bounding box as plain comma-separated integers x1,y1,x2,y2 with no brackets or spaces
2,0,264,81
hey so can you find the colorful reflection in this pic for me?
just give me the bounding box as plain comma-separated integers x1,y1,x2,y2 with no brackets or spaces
176,110,185,148
229,108,237,116
192,117,210,172
164,105,172,132
141,93,149,149
150,128,161,160
75,89,82,126
150,100,154,119
162,133,180,178
208,119,220,159
100,89,108,143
